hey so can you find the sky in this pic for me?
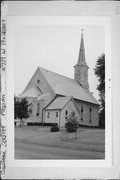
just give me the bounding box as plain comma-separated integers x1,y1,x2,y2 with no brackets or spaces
14,23,104,100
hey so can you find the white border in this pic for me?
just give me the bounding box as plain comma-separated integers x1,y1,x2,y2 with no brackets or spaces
7,16,111,168
3,1,120,179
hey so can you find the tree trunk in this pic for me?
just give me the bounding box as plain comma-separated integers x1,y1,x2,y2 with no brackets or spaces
75,128,78,139
20,119,22,128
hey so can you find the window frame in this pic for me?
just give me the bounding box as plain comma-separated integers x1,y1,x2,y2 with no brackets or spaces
89,107,92,123
47,111,50,118
81,106,84,121
56,112,58,117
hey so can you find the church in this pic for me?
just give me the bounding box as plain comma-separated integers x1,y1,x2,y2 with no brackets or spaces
19,31,99,127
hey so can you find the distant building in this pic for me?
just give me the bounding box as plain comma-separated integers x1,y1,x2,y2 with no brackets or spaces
19,31,99,127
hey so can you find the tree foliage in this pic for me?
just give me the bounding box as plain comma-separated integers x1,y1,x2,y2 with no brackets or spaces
14,97,29,126
50,123,59,132
94,54,105,128
65,111,79,138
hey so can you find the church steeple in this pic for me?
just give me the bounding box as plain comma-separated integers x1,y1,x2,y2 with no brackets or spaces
78,30,85,63
74,30,89,89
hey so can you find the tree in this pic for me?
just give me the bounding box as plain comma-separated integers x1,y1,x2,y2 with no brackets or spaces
94,54,105,128
14,97,29,126
65,111,79,138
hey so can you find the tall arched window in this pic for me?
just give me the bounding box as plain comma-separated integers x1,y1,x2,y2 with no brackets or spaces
29,103,33,115
65,110,68,119
65,110,68,115
89,107,92,123
36,103,39,116
81,106,83,121
37,79,40,84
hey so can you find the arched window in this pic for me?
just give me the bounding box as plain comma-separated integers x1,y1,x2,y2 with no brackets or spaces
89,107,92,123
81,106,83,121
65,110,68,119
65,110,68,115
36,103,39,116
47,112,50,118
71,111,75,117
37,79,40,83
56,112,58,117
29,103,33,115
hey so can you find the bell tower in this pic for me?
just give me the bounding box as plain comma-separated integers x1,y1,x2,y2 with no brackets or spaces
74,30,89,89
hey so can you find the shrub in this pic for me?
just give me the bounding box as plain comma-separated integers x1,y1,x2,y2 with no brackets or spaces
65,111,79,133
50,123,59,132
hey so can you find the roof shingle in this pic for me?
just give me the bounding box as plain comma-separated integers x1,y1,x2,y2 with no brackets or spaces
46,96,72,110
39,67,99,105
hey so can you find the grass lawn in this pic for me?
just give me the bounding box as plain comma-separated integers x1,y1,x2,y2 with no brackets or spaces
15,125,105,153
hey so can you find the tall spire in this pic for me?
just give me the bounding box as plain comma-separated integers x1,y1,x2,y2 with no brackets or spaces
74,30,89,89
78,29,85,63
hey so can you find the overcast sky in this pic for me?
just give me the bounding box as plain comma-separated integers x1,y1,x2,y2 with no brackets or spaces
14,23,104,100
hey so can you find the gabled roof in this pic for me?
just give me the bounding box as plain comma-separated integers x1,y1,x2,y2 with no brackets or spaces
46,96,72,110
37,93,54,109
39,67,99,105
37,93,52,101
19,87,41,98
20,66,99,105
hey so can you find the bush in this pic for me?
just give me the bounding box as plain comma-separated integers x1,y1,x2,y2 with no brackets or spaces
50,123,59,132
65,111,79,133
36,113,39,116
